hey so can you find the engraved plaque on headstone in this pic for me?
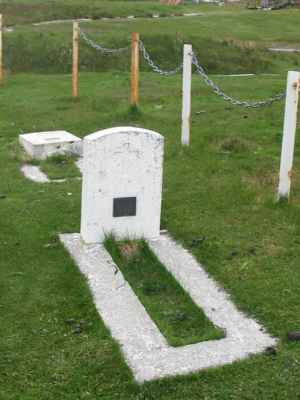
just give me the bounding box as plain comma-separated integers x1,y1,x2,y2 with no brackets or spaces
113,197,136,218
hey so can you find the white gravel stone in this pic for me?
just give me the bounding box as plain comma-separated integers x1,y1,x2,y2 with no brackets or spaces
21,164,50,183
60,232,276,383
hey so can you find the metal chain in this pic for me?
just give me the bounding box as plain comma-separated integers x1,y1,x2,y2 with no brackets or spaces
80,31,285,107
192,52,286,108
80,30,130,54
139,40,183,76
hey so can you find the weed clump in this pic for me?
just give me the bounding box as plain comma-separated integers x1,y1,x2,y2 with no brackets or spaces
219,136,252,153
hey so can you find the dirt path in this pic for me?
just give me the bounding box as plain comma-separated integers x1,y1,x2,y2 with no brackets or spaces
32,12,203,25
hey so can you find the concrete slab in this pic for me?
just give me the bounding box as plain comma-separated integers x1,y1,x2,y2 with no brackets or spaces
21,164,50,183
60,233,276,383
19,131,82,160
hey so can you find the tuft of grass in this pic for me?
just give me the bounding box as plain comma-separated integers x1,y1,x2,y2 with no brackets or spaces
128,104,142,116
277,195,289,206
219,136,252,153
38,154,81,180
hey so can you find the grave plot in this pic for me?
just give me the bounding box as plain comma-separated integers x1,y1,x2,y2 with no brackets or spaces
19,131,83,183
104,237,225,347
60,126,276,382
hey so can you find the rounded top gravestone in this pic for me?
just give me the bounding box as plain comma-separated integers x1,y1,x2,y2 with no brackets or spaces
80,127,164,243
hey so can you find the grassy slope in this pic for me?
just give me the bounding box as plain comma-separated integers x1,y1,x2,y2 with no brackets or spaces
0,72,300,399
1,6,300,74
0,0,202,25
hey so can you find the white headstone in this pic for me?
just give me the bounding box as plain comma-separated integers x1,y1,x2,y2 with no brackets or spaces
80,127,164,243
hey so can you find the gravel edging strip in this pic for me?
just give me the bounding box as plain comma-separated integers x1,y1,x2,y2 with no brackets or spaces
60,232,276,383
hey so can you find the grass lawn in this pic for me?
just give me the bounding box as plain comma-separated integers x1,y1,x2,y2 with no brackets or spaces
38,155,81,180
0,70,300,399
0,0,203,25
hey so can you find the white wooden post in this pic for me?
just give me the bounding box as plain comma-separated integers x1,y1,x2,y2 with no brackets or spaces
278,71,300,200
181,44,192,146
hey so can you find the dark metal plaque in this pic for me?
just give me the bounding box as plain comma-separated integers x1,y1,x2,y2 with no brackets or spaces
113,197,136,218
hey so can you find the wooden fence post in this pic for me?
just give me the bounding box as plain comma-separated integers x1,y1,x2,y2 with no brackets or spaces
0,14,3,83
131,32,139,107
181,44,193,146
72,21,80,98
278,71,300,200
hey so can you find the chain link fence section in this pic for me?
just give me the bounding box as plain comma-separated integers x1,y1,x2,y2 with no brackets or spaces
80,30,130,54
192,52,286,108
139,40,183,76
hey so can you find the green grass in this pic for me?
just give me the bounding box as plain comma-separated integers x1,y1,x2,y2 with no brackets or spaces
105,236,224,347
1,5,300,399
1,71,300,399
38,154,81,180
0,0,202,25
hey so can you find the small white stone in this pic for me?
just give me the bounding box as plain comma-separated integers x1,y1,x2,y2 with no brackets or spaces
19,131,82,160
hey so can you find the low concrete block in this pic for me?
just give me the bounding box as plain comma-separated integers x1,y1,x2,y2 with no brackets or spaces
19,131,82,160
